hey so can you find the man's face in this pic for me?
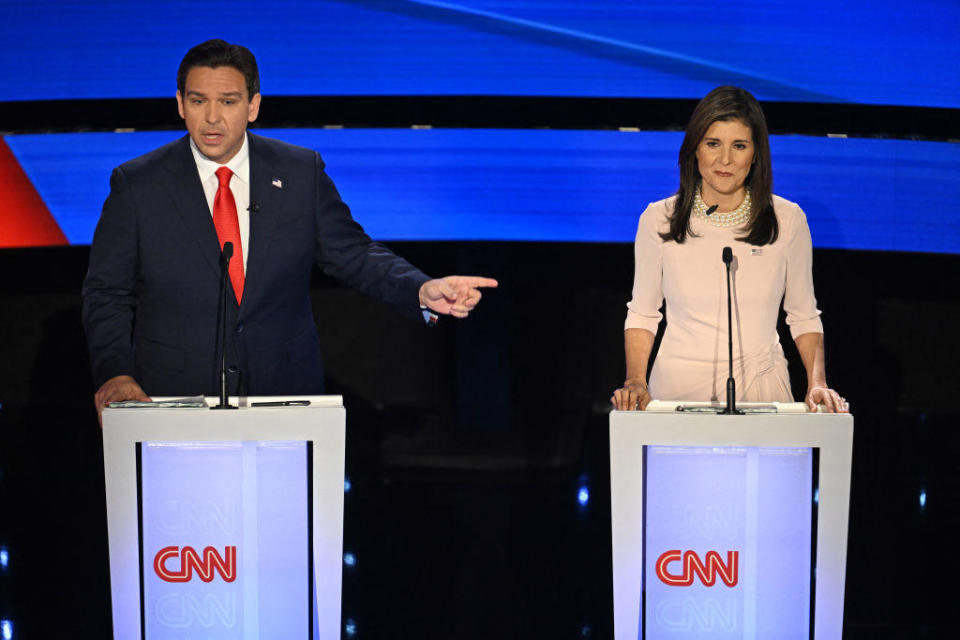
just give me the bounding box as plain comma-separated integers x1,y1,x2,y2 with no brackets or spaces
176,65,261,164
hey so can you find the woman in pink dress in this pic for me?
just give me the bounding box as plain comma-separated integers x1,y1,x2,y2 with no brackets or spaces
611,86,847,412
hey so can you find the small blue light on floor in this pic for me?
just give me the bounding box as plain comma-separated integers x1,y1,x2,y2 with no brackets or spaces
580,624,592,637
344,476,352,493
577,486,590,506
1,619,12,640
344,618,357,637
344,552,357,567
919,488,927,510
0,546,8,570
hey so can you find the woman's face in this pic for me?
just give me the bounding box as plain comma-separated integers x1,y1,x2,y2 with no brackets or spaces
695,118,755,203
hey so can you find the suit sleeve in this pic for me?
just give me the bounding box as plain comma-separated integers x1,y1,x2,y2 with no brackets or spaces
81,167,140,387
311,152,431,320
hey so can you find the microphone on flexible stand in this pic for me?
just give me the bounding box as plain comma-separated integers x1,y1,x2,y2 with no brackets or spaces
720,246,743,415
212,242,237,410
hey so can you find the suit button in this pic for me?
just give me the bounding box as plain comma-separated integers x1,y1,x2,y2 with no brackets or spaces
228,365,240,374
236,323,244,333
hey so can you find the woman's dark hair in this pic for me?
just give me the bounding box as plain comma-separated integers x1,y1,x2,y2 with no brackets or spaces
660,86,778,246
177,39,260,100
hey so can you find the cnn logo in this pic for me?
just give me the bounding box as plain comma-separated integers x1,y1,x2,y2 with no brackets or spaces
154,546,237,583
655,550,739,587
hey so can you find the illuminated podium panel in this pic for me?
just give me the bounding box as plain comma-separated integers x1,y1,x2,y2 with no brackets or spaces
102,396,345,640
610,404,853,640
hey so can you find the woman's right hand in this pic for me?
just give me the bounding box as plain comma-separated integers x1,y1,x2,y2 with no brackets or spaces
611,379,651,411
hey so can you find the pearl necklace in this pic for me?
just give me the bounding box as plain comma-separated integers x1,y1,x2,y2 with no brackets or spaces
692,187,752,228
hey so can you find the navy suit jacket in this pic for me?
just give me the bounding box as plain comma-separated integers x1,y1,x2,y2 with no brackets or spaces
82,133,429,396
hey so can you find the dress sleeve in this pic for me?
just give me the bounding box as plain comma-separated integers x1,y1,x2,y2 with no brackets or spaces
782,201,824,338
624,202,665,332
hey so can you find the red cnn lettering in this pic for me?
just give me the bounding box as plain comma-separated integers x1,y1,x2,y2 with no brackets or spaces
154,546,237,583
655,549,739,587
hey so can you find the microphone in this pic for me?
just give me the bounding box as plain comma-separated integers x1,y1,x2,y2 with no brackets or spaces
248,201,261,213
706,204,719,216
220,240,233,267
720,246,742,415
212,242,237,410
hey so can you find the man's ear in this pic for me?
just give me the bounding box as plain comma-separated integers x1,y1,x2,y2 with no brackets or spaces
247,92,262,123
176,91,185,120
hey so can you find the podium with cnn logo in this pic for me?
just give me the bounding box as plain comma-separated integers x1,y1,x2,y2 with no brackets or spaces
610,403,853,640
102,396,345,640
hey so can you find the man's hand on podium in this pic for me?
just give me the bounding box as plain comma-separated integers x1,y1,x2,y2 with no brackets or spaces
95,375,151,426
611,378,651,411
419,276,499,319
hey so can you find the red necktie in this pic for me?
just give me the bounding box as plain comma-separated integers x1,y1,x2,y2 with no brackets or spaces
213,166,245,303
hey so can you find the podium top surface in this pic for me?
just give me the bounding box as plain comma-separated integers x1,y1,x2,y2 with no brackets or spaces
643,400,831,413
101,395,346,443
104,394,343,410
610,403,853,449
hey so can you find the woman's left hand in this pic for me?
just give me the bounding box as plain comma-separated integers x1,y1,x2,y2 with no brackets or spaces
805,386,849,413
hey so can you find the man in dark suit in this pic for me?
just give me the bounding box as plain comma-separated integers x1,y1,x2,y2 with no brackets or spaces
82,39,496,421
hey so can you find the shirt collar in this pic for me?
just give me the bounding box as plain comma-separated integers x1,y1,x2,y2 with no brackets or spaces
189,133,250,186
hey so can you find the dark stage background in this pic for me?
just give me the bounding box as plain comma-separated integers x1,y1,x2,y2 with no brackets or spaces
1,241,958,638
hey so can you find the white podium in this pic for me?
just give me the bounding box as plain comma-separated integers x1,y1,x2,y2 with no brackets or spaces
610,404,853,640
102,396,345,640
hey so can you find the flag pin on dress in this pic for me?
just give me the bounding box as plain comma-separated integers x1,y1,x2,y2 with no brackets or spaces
272,177,283,189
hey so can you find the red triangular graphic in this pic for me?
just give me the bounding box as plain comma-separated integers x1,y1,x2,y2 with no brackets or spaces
0,136,69,248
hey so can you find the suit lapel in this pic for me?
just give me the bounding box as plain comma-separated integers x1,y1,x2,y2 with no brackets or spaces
243,133,288,314
161,136,224,281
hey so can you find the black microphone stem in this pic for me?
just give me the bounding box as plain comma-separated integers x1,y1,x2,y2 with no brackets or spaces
721,247,743,415
212,242,237,410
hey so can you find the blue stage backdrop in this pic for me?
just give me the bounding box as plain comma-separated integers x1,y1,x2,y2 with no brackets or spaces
5,128,959,254
1,0,958,107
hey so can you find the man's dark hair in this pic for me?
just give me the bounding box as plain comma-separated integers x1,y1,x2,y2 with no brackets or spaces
177,39,260,99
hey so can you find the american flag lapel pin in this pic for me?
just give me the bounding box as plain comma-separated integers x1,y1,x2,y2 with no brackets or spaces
271,177,283,189
751,248,763,256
